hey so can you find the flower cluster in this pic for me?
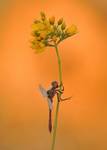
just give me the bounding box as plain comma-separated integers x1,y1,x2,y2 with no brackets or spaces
31,12,78,53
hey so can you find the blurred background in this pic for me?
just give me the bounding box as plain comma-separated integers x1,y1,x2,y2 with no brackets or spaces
0,0,107,150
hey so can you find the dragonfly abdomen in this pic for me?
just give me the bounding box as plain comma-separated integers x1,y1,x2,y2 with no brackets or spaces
48,109,52,133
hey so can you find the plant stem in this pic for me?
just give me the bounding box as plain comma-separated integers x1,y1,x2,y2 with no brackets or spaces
55,45,62,84
51,45,62,150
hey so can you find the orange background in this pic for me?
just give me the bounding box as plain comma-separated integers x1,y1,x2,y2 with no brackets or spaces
0,0,107,150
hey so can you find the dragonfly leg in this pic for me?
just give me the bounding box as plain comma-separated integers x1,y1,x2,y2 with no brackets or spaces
58,83,64,92
56,90,72,102
56,84,72,102
56,84,64,94
56,89,63,94
60,96,72,101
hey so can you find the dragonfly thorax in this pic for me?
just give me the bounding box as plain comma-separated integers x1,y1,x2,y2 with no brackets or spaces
47,88,56,100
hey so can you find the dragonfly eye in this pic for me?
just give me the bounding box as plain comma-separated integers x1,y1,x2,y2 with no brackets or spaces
51,81,58,88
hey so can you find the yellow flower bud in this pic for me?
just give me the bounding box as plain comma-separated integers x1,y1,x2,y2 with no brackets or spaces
40,32,47,39
65,24,78,35
32,23,45,31
40,12,46,21
61,23,66,30
58,18,63,25
49,16,55,25
34,20,40,24
31,39,46,53
39,42,45,48
32,31,40,37
37,36,43,41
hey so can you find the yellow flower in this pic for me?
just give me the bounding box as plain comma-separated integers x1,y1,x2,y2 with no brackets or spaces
43,20,54,33
65,24,78,36
32,20,54,35
30,12,78,53
31,40,46,53
32,22,46,31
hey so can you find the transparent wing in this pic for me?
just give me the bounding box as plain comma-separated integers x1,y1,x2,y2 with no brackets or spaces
47,98,53,110
39,84,53,110
39,84,48,97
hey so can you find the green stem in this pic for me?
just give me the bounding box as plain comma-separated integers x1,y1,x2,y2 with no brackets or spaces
55,45,62,84
51,45,62,150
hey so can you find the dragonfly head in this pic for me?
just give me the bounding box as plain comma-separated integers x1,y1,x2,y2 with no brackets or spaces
51,81,58,88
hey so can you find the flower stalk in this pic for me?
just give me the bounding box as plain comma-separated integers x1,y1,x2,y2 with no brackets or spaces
51,45,62,150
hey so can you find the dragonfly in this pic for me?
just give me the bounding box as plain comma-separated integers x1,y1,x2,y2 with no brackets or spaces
39,81,72,133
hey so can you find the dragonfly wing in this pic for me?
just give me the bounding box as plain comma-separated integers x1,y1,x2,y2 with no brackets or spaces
39,84,48,97
47,98,53,110
39,84,52,110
